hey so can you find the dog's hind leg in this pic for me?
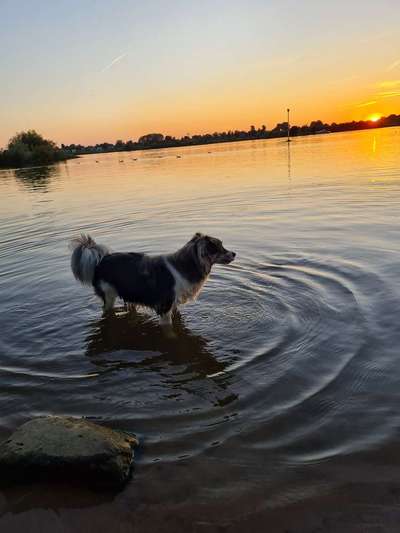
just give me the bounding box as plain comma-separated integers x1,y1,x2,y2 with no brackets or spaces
94,283,106,307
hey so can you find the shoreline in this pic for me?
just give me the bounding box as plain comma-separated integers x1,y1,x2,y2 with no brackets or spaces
1,459,400,532
0,154,77,172
63,122,400,158
1,124,398,169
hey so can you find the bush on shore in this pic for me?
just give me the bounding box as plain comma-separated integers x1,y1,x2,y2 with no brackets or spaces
0,130,73,168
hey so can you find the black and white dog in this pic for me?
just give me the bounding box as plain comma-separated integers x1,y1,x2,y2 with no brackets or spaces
70,233,235,325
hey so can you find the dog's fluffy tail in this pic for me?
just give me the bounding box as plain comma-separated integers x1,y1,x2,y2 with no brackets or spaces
70,234,109,285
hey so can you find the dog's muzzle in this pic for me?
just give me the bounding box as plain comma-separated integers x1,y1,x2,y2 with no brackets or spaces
221,251,236,264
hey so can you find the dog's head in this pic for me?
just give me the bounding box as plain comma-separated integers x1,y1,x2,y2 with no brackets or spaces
189,233,236,267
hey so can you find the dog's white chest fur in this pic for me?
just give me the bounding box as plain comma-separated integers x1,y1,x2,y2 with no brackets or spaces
164,259,206,305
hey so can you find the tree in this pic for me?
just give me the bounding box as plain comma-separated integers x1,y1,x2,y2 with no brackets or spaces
309,120,324,133
138,133,164,145
115,139,125,150
273,122,288,135
8,130,56,151
0,130,72,168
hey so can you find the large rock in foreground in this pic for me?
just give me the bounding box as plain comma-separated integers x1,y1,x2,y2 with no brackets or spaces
0,416,138,488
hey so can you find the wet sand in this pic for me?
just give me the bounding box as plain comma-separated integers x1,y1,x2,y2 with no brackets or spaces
2,442,400,532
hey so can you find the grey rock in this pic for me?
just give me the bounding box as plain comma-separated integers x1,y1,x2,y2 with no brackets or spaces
0,416,138,488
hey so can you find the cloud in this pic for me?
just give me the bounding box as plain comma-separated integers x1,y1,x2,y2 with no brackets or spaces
100,53,127,73
355,100,377,108
355,82,400,108
377,91,400,99
387,59,400,72
377,79,400,89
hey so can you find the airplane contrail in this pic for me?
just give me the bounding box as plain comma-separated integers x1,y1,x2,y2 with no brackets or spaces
387,59,400,72
100,53,127,73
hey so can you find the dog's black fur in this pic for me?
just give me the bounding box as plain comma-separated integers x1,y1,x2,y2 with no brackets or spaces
94,252,175,315
70,233,235,324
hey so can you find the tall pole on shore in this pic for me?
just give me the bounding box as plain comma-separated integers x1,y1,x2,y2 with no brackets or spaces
287,108,291,143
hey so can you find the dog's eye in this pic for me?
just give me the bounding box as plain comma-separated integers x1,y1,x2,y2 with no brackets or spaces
206,241,219,254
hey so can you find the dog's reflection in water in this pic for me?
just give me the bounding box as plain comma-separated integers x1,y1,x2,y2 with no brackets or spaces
85,308,238,406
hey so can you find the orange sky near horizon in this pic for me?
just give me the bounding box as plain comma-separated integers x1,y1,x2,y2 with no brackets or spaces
1,1,399,148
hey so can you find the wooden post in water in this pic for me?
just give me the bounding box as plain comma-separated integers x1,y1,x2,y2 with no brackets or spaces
287,108,291,143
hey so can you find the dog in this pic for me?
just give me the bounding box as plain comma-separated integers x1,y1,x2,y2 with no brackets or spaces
70,233,235,325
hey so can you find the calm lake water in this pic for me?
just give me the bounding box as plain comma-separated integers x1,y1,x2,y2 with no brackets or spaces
1,128,400,531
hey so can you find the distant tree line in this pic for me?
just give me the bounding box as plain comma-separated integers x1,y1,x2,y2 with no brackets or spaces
61,114,400,155
1,114,399,169
0,130,74,168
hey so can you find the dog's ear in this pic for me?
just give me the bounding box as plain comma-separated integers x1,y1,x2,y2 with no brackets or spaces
190,232,204,242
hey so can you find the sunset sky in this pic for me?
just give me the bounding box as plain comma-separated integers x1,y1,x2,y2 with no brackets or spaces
1,0,399,147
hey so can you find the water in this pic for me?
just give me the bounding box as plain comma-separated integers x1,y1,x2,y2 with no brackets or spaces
1,128,400,529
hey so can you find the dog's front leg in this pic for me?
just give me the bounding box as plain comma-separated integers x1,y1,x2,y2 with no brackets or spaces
159,309,173,326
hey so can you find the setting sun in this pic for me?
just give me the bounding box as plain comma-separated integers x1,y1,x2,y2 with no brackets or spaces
368,113,382,122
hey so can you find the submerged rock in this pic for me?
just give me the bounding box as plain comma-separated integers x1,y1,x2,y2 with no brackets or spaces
0,416,138,488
